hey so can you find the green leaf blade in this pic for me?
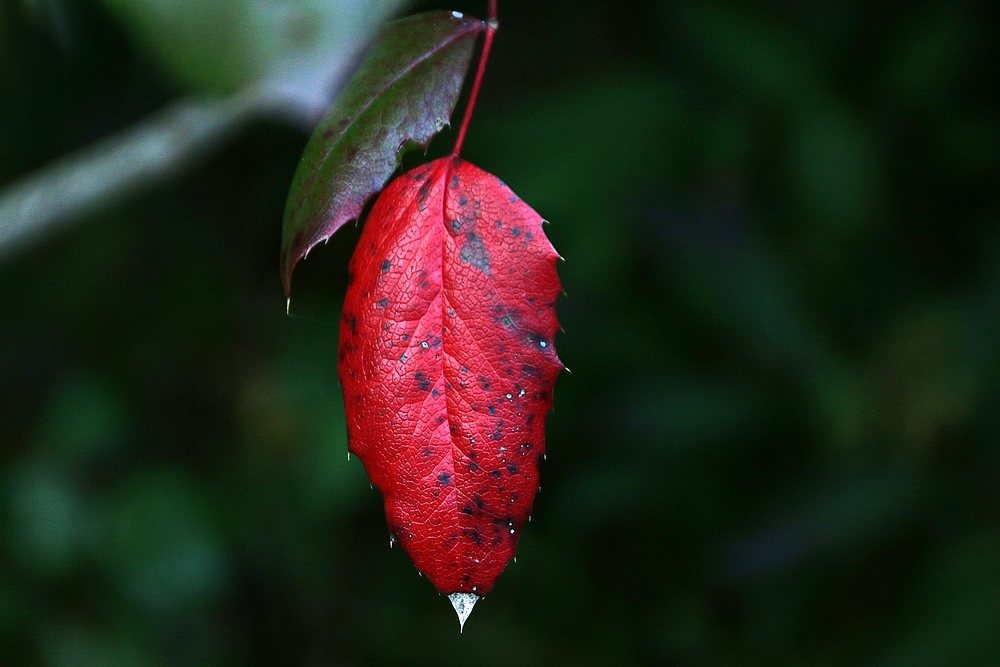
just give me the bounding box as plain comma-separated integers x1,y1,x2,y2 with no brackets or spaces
281,10,483,295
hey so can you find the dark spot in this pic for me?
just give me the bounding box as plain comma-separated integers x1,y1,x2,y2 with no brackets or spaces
458,195,468,206
525,232,533,240
474,497,485,509
479,377,490,391
378,299,389,308
452,220,461,233
436,416,445,424
431,388,439,397
526,414,535,425
487,405,496,416
468,527,481,544
468,461,480,472
437,472,452,485
460,231,491,274
322,129,334,139
490,469,502,479
347,271,355,286
381,260,391,272
507,464,519,475
509,195,518,203
344,313,357,335
461,506,474,515
418,182,432,203
451,174,460,189
512,227,521,237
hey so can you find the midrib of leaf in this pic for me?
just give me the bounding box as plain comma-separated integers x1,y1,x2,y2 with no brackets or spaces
440,159,461,521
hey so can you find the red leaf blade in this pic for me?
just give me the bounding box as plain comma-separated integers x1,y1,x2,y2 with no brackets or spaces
339,157,561,595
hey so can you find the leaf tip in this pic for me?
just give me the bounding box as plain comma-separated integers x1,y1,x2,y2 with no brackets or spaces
448,592,479,632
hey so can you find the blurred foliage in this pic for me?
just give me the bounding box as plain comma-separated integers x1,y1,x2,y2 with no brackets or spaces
96,0,404,94
2,0,1000,665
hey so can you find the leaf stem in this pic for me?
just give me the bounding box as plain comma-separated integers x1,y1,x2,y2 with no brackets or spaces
451,0,497,157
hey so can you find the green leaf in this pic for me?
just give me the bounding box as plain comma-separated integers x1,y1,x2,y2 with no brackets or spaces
281,10,482,296
97,0,406,96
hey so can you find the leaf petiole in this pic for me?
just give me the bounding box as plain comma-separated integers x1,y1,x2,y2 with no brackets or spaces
451,0,498,157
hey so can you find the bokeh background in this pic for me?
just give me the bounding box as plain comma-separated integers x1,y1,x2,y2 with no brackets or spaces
3,0,1000,664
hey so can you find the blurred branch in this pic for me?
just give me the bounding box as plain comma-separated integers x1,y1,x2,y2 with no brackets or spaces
0,0,411,259
0,92,258,258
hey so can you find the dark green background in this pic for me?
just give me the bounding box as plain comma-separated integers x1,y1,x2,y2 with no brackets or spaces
2,0,1000,664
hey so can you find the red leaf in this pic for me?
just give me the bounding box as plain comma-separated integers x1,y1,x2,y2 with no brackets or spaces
339,156,561,598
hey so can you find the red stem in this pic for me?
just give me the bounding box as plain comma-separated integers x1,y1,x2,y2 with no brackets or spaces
451,0,497,157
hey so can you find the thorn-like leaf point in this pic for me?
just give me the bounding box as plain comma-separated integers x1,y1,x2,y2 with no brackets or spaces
448,593,479,632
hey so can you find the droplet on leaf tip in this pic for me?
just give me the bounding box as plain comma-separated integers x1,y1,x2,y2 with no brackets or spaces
286,298,291,315
452,10,463,18
448,593,479,632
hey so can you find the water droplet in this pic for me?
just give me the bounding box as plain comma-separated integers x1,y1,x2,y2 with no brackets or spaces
519,389,525,397
539,341,547,348
448,593,479,633
421,341,429,349
452,10,463,18
506,393,513,400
